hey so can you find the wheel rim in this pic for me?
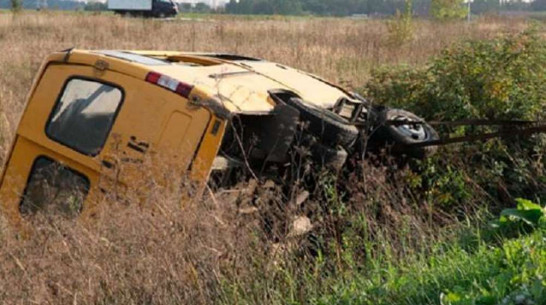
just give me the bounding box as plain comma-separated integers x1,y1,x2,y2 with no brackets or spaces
393,115,428,141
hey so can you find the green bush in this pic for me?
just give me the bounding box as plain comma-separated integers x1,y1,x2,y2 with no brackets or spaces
430,0,468,20
367,29,546,121
365,29,546,206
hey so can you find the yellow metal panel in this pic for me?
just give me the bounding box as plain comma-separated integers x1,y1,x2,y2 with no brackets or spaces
241,61,350,108
157,111,192,152
0,136,100,229
190,118,226,185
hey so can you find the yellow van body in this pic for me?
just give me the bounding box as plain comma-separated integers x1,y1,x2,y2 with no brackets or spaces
0,49,354,228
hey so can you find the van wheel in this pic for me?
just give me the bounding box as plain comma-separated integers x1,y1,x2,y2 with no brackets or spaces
371,108,439,159
310,144,348,171
285,98,359,149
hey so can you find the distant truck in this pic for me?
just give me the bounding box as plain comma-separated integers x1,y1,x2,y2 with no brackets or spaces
108,0,178,18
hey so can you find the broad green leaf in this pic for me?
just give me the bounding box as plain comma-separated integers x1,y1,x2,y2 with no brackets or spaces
500,209,543,226
515,198,543,211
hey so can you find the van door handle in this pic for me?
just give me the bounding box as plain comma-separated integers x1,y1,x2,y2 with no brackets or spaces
101,159,115,169
101,156,119,170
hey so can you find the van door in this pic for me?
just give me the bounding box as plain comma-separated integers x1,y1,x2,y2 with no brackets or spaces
0,64,126,225
0,63,211,226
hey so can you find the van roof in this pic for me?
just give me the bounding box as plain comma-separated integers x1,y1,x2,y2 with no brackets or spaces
46,49,353,116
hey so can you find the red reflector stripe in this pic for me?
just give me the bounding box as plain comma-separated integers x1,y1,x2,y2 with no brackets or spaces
145,72,161,84
176,82,193,98
145,71,194,99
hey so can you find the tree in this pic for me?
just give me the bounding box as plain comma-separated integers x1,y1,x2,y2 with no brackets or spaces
226,0,254,14
84,2,107,11
10,0,21,12
300,0,328,14
195,2,211,12
271,0,302,14
472,0,500,14
430,0,467,19
531,0,546,11
224,0,415,16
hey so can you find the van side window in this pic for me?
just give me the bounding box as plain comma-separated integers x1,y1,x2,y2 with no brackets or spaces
20,157,90,218
46,78,123,156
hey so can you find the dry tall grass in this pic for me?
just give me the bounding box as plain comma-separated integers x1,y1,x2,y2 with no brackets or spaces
1,156,474,304
0,156,261,304
0,11,537,304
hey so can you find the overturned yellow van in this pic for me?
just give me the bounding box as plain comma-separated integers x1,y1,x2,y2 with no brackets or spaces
0,49,438,228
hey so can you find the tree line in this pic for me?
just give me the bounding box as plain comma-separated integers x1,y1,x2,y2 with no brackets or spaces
226,0,416,16
2,0,85,10
225,0,533,16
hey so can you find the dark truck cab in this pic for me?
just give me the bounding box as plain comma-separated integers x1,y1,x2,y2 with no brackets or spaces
151,0,178,17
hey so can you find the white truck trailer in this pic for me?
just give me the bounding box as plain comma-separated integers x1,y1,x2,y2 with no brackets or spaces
108,0,178,18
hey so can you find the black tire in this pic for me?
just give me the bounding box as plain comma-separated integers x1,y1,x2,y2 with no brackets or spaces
310,143,348,171
285,98,359,149
371,108,439,159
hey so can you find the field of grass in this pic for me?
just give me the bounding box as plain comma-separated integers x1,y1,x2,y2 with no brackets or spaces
0,11,545,305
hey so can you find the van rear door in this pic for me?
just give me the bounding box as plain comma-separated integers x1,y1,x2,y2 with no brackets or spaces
0,64,115,225
0,62,211,226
